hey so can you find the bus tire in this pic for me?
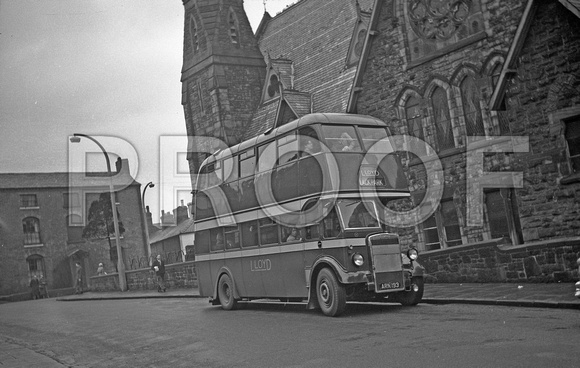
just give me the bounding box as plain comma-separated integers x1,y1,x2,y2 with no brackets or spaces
217,274,237,310
316,268,346,317
397,276,424,306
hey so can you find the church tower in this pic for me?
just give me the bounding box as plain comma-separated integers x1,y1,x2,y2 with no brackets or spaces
181,0,266,176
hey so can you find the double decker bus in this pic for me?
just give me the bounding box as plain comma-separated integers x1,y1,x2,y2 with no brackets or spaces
193,113,424,316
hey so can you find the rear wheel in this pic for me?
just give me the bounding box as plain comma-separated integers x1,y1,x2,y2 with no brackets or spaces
218,274,237,310
316,268,346,317
397,276,424,306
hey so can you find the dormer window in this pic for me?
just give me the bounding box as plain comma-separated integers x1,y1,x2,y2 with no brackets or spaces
228,9,239,45
267,74,281,98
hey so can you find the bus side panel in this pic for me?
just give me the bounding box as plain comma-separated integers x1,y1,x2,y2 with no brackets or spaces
195,259,212,297
209,254,226,297
225,250,245,296
240,248,266,297
279,242,309,298
259,245,285,298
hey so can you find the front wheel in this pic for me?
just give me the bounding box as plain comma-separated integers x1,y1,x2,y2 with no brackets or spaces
316,268,346,317
217,274,238,310
397,276,424,306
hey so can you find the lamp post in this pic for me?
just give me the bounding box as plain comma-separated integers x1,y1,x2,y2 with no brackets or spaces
142,181,155,262
70,134,127,292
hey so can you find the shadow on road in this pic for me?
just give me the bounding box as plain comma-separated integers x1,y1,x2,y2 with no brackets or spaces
200,300,426,316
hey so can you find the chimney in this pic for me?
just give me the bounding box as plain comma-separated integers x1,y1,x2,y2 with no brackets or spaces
175,199,189,224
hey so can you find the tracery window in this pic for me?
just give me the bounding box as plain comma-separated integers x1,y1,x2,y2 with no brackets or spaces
408,0,471,41
461,75,485,136
431,87,454,151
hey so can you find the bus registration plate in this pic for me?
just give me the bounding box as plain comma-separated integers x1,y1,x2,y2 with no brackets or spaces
379,281,400,290
375,272,404,292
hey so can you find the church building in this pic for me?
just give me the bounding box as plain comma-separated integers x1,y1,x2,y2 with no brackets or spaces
180,0,580,283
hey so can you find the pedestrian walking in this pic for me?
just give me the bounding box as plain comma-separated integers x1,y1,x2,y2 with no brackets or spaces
152,254,166,292
74,262,83,294
96,262,106,275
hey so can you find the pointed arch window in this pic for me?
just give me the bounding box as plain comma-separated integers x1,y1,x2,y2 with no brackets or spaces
490,63,510,134
431,87,454,151
461,75,485,136
23,217,41,245
189,15,199,53
228,9,239,45
405,95,424,140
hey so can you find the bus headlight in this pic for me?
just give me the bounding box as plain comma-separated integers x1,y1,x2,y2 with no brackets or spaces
352,253,364,267
407,248,419,261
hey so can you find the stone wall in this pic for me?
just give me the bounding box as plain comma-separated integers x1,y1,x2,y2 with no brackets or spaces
90,261,198,292
421,238,580,283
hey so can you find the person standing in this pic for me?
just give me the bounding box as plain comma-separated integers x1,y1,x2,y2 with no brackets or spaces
151,254,166,292
74,262,83,294
30,276,40,300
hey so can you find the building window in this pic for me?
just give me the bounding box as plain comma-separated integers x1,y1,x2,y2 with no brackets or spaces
20,194,38,208
228,9,239,44
189,15,199,53
490,63,510,135
406,95,424,140
22,217,41,245
564,116,580,174
63,192,80,209
431,87,455,151
267,74,281,99
461,75,485,136
421,199,463,251
27,254,45,278
440,199,462,247
67,215,83,243
485,189,522,244
422,213,441,251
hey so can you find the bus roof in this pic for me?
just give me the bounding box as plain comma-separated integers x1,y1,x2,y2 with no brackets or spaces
206,113,387,164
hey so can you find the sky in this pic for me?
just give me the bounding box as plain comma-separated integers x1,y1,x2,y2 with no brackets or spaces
0,0,297,222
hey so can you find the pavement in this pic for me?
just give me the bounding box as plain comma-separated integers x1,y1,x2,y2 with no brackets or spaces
2,282,579,367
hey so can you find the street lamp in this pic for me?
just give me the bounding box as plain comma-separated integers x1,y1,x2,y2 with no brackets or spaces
142,181,155,262
70,134,127,292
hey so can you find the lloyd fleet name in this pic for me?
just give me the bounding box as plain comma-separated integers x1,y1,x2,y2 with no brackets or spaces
250,259,272,271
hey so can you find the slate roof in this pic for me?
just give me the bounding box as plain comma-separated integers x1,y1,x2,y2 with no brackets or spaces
244,0,373,138
0,172,140,190
149,217,195,244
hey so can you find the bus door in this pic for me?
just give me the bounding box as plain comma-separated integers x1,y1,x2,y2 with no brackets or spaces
239,220,265,297
302,222,324,289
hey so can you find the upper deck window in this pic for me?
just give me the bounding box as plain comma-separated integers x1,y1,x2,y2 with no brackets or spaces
358,126,392,152
321,125,362,153
239,149,256,178
277,132,299,165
